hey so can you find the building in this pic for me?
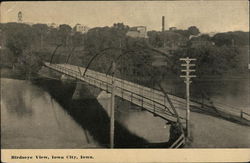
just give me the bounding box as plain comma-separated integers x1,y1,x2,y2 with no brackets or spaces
47,23,59,29
189,33,201,40
205,32,217,37
25,22,34,26
74,24,89,34
126,26,148,38
169,27,177,31
189,34,215,47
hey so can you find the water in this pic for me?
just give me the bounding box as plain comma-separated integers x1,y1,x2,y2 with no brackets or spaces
1,78,99,148
97,93,170,143
161,76,250,113
1,76,250,148
1,78,171,148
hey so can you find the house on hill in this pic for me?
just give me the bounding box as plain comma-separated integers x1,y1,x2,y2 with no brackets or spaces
74,24,89,34
169,27,177,31
189,34,215,47
47,23,59,29
126,26,148,38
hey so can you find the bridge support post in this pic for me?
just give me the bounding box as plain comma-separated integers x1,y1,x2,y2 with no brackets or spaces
185,79,191,138
110,79,115,148
110,62,116,148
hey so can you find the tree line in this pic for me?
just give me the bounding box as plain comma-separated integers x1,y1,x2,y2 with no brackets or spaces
0,22,248,84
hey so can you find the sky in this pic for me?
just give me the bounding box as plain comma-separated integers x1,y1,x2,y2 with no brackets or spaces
1,1,249,33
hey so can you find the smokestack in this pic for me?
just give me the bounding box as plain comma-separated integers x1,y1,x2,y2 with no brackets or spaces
162,16,165,32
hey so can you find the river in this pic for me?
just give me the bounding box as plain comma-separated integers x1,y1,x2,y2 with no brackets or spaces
161,75,250,113
1,75,250,148
1,78,100,148
1,77,171,148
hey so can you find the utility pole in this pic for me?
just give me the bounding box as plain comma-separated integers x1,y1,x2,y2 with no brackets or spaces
110,62,116,148
180,57,196,139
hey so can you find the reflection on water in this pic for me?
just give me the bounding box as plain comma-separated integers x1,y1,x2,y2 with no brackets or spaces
1,78,99,148
97,96,170,143
2,80,33,117
161,78,250,112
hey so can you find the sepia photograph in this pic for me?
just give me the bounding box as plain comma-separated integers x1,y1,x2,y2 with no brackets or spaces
0,0,249,156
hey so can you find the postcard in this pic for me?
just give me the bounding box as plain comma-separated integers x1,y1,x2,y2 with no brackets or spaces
1,1,249,162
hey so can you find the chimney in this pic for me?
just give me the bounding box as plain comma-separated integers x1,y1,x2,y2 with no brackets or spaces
162,16,165,32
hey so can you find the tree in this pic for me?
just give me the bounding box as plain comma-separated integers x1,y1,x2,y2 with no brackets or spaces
5,23,34,66
188,26,200,36
32,24,49,49
15,49,43,79
174,30,191,39
58,24,72,46
72,32,84,47
171,44,239,76
113,23,129,31
212,31,249,46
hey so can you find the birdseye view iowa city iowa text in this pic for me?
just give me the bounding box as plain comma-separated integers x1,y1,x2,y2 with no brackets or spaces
1,1,250,149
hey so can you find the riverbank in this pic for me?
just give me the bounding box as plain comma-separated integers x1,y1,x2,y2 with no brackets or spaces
0,67,24,80
0,66,53,81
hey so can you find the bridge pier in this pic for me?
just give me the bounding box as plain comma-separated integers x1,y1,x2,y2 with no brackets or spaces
72,81,102,100
97,91,113,116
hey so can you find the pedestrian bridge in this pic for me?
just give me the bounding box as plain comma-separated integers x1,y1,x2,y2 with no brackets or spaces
43,62,192,123
43,62,250,126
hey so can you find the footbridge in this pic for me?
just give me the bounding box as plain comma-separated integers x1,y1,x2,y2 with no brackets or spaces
44,62,250,126
44,62,190,123
43,61,250,148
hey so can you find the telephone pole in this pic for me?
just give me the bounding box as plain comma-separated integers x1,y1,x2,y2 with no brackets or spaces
180,57,196,139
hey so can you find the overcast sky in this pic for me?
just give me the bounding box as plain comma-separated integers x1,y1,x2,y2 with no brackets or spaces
1,1,249,33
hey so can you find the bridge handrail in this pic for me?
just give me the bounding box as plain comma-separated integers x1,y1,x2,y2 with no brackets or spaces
114,86,177,117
